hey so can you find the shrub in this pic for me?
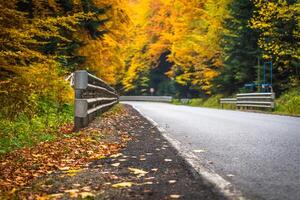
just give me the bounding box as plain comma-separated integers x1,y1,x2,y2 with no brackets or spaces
202,95,223,108
189,98,205,106
275,89,300,115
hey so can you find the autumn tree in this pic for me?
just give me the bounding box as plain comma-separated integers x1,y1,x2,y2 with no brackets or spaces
0,0,131,118
250,0,300,92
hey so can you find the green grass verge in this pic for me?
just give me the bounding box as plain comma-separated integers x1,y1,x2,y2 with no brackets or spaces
173,95,234,109
275,88,300,116
0,99,74,155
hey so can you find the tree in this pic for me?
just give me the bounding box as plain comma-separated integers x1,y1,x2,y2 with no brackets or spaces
250,0,300,92
213,0,260,95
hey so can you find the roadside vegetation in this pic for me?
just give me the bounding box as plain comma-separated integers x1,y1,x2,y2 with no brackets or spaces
173,88,300,116
275,89,300,115
0,100,74,155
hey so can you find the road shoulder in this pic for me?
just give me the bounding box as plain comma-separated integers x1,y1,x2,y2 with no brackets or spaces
13,104,226,199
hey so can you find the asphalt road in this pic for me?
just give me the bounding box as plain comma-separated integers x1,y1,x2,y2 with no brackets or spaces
123,102,300,200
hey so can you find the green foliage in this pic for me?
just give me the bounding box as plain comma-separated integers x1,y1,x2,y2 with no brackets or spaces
215,0,260,95
189,99,205,107
202,95,223,108
250,0,300,93
171,99,182,105
275,88,300,115
0,99,73,155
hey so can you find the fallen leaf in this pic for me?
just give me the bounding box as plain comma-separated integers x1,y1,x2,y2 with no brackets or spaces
193,149,206,153
97,155,106,159
111,163,120,167
82,186,91,191
138,181,153,185
79,192,95,198
145,177,155,180
66,169,82,177
170,194,181,199
59,167,70,171
68,169,82,173
128,167,148,176
227,174,235,177
64,189,80,193
110,153,123,158
112,182,133,188
48,193,64,198
9,188,16,194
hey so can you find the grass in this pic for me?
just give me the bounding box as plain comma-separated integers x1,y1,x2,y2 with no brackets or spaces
173,95,227,109
275,88,300,116
0,99,74,155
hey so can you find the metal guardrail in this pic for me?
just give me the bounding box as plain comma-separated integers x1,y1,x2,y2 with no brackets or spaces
220,93,275,110
120,96,172,102
236,93,275,109
74,70,119,131
220,98,237,109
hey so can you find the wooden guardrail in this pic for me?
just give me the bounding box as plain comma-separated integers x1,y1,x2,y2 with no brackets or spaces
119,96,172,102
236,93,275,109
74,70,119,131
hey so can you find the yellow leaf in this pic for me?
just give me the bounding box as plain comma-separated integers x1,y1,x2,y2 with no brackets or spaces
111,163,121,167
128,167,148,176
112,182,133,188
79,192,95,198
170,194,181,199
110,153,123,158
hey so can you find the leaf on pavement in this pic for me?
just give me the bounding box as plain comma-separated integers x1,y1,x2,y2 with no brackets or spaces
193,149,206,153
79,192,95,198
170,194,181,199
111,163,120,167
110,153,123,158
112,182,133,188
128,167,148,176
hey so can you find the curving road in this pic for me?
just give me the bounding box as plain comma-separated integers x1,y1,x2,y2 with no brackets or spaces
123,101,300,200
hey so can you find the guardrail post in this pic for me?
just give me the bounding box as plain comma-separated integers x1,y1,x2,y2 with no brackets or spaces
73,70,119,131
74,71,89,131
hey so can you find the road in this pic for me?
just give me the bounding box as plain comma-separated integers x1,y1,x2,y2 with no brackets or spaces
123,102,300,200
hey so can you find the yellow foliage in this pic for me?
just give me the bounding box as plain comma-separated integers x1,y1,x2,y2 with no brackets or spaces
123,0,230,93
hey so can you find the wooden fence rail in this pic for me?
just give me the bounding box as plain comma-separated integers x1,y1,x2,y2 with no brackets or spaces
74,70,119,131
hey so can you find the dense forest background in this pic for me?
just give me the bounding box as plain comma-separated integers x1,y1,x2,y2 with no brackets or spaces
0,0,299,152
1,0,299,102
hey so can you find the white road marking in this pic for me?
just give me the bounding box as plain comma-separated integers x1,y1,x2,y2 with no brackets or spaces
129,103,246,200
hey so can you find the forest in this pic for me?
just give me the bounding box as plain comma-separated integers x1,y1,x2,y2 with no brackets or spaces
0,0,299,153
